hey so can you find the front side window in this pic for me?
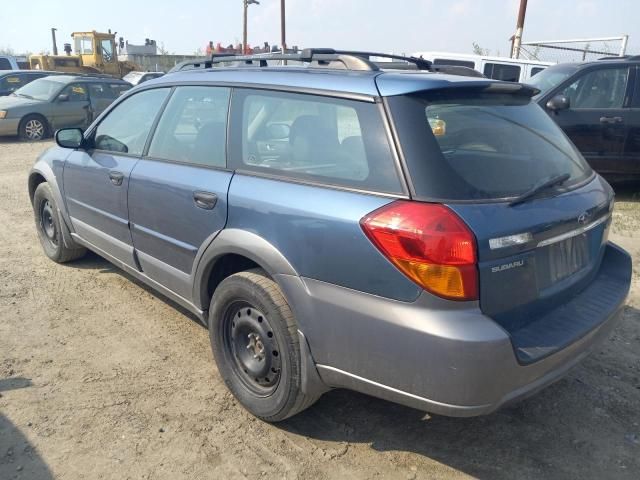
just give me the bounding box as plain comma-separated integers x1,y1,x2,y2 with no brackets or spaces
561,67,629,109
484,63,521,82
530,67,545,77
94,88,169,155
100,39,114,63
233,90,402,193
148,86,230,167
59,84,89,101
0,58,11,70
388,91,592,200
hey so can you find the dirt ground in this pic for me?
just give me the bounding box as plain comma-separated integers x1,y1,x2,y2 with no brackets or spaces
1,138,639,480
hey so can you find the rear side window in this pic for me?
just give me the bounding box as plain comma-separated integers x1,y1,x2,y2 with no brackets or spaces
148,86,230,168
434,58,475,69
483,63,521,82
561,67,628,109
387,91,591,201
94,88,169,155
0,58,11,70
231,89,402,194
530,67,545,77
89,83,128,99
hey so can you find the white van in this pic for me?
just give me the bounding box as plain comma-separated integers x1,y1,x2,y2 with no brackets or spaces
0,55,29,70
412,51,553,82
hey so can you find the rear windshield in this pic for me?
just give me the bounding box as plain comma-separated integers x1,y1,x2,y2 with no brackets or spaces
388,91,591,201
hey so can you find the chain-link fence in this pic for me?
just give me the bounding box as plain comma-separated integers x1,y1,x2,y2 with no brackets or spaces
519,36,635,63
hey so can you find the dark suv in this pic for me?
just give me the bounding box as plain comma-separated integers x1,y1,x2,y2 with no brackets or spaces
528,56,640,181
29,50,631,421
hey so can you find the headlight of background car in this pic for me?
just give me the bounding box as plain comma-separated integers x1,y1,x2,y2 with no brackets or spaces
0,111,7,119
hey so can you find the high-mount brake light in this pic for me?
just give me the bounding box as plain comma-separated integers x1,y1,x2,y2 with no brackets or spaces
360,201,478,301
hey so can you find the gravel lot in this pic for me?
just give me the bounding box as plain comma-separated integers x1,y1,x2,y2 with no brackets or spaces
1,138,639,480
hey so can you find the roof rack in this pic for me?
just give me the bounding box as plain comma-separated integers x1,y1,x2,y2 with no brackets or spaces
213,48,433,71
68,73,117,79
598,55,640,61
170,48,434,73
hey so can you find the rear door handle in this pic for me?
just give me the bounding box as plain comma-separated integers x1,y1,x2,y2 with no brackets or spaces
109,170,124,186
600,116,623,124
193,191,218,210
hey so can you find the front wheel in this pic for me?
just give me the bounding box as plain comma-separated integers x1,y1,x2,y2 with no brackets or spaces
33,182,86,263
19,115,48,141
208,269,319,421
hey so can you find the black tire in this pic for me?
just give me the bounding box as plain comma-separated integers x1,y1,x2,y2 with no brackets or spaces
209,268,319,421
19,114,49,141
33,182,86,263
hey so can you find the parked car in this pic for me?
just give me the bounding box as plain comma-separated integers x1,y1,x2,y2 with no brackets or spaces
0,70,64,97
28,49,631,422
123,71,165,86
528,56,640,182
0,75,131,140
0,55,29,70
412,51,553,82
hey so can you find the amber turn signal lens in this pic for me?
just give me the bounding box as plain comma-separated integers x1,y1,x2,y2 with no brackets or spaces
361,201,478,301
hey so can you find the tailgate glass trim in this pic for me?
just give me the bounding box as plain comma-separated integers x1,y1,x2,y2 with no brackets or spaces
537,215,609,248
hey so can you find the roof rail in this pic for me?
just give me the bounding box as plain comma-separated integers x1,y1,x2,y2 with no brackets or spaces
598,55,640,61
210,48,434,72
69,73,117,79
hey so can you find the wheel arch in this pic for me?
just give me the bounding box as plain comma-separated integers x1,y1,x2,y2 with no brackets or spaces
28,164,76,249
193,228,299,312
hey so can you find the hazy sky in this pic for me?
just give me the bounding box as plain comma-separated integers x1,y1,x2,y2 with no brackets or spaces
1,0,637,57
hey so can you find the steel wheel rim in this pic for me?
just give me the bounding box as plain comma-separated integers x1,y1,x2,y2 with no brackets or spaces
25,119,44,140
223,302,282,396
39,199,58,247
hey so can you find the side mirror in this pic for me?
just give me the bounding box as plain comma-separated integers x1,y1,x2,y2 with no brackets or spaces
55,128,84,149
267,123,290,140
57,93,70,102
546,94,570,112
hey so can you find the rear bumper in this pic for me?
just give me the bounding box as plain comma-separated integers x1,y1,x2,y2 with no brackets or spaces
0,118,20,136
276,242,631,417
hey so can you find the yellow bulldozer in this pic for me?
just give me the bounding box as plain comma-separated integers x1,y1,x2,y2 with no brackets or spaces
29,30,139,78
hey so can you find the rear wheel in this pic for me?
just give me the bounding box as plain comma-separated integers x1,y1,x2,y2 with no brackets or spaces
19,115,48,141
208,269,319,421
33,182,86,263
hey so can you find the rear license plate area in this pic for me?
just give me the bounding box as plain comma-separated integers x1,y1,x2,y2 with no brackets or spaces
538,233,590,288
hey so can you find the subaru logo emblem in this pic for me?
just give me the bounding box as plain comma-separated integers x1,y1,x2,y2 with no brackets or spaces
577,212,589,225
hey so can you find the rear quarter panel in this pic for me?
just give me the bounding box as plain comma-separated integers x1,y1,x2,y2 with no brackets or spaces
226,174,421,303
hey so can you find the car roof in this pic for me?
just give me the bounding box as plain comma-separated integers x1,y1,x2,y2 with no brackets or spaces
0,70,61,76
42,75,129,84
154,66,505,98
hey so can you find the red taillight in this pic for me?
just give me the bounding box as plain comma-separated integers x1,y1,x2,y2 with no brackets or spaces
360,201,478,301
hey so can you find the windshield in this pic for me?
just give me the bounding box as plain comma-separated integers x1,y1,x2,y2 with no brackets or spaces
526,64,578,96
13,78,63,101
387,91,591,201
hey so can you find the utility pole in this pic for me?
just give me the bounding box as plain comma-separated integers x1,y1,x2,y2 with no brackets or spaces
280,0,286,52
511,0,528,58
243,0,260,54
51,27,58,56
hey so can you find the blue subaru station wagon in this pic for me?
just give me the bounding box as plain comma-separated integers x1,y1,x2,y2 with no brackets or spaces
29,50,632,421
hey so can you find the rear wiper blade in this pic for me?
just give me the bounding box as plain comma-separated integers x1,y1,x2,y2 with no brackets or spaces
509,173,571,207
